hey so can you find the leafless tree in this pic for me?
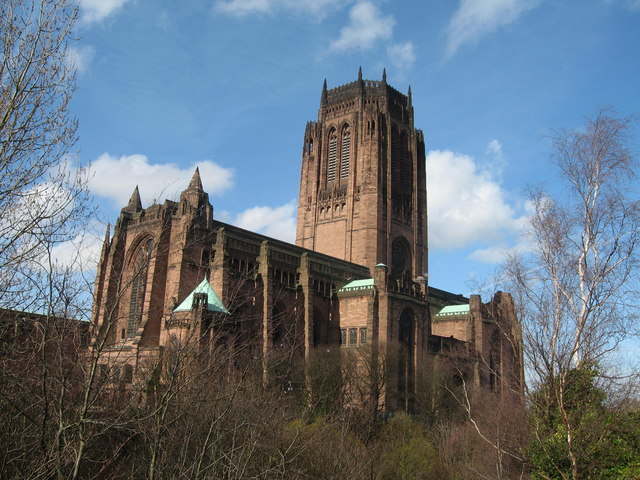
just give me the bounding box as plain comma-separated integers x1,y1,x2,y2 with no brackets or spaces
504,108,639,479
0,0,90,308
439,372,527,480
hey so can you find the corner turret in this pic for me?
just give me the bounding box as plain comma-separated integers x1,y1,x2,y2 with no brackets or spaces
179,167,213,228
321,79,328,105
123,186,142,213
186,167,203,192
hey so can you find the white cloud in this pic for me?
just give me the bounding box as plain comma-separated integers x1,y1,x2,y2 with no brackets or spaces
445,0,541,58
1,182,75,242
232,201,297,242
214,0,272,16
486,139,503,160
0,180,90,273
427,148,525,258
213,0,345,17
468,243,516,263
485,138,507,176
87,154,234,207
330,1,395,51
65,45,96,73
387,42,416,72
79,0,131,24
286,0,347,17
50,222,104,273
607,0,640,9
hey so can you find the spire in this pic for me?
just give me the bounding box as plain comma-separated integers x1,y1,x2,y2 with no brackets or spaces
408,85,412,106
358,65,363,81
125,186,142,212
100,223,111,258
321,78,328,104
187,167,203,192
103,222,111,244
382,68,387,84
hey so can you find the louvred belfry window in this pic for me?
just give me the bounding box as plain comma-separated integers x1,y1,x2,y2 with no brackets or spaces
340,127,350,180
400,131,411,193
327,130,337,183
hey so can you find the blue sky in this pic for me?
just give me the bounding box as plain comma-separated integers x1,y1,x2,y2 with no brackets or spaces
66,0,640,297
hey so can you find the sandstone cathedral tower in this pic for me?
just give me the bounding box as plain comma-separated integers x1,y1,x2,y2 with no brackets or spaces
296,67,427,283
91,70,523,411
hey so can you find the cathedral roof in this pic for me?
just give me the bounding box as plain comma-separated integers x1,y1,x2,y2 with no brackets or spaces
434,304,470,318
338,278,374,292
174,278,229,314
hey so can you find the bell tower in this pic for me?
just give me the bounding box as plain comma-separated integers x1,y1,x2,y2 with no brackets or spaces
296,68,428,283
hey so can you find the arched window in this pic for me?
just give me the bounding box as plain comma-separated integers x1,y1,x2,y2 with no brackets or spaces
400,130,411,192
127,238,153,338
312,307,326,347
392,129,411,195
391,236,412,279
272,301,287,347
391,126,400,188
327,129,337,183
340,125,350,180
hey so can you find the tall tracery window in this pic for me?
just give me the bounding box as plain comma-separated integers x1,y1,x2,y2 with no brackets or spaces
340,126,350,180
327,129,337,183
391,236,412,279
399,131,411,192
127,238,153,338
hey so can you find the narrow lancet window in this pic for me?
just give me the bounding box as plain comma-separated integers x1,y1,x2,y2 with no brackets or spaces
327,130,337,183
340,127,350,180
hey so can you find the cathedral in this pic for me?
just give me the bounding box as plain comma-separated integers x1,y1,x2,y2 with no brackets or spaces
91,69,523,411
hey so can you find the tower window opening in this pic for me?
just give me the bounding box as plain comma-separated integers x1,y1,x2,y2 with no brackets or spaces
327,130,337,183
127,238,153,338
340,127,350,180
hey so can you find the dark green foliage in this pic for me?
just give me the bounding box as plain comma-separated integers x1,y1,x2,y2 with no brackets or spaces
528,366,640,480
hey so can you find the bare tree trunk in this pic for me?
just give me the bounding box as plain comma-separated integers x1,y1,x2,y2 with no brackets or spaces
504,108,639,480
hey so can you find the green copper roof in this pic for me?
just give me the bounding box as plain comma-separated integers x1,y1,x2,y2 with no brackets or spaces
174,278,229,314
338,278,374,292
434,304,470,317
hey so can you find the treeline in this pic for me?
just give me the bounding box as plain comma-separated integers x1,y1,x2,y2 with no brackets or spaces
1,320,637,480
0,325,461,479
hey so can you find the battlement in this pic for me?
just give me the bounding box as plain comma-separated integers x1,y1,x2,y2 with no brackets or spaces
325,79,408,106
